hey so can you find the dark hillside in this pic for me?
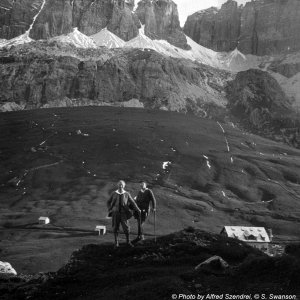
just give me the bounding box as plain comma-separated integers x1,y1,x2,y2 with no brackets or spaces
0,107,300,274
1,229,300,299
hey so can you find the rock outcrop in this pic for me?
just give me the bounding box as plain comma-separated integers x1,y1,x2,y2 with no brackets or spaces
135,0,190,49
226,69,300,147
30,0,139,41
184,2,241,52
0,0,139,41
0,261,17,279
184,0,300,56
125,0,135,10
0,41,229,113
226,69,291,127
0,0,187,48
106,0,140,41
0,0,43,39
195,255,229,275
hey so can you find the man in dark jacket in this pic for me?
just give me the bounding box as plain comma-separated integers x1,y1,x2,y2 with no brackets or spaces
134,181,157,241
107,180,141,248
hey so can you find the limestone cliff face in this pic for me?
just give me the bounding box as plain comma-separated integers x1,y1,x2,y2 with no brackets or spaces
225,69,300,148
0,0,186,48
182,7,219,50
0,42,229,113
106,0,140,41
135,0,190,49
0,0,43,39
184,0,300,56
29,0,74,40
239,0,300,55
0,0,139,41
184,2,241,52
30,0,139,41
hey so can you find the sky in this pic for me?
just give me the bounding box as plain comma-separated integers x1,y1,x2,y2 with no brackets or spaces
175,0,250,25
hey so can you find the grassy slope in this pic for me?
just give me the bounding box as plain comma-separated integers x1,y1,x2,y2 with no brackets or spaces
0,107,300,273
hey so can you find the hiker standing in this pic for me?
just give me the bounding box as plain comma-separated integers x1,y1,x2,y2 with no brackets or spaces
134,181,157,241
107,180,141,248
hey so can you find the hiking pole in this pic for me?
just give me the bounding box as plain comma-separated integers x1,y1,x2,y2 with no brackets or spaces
139,211,142,238
154,209,156,243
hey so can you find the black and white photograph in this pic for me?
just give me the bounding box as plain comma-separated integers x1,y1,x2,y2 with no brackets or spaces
0,0,300,299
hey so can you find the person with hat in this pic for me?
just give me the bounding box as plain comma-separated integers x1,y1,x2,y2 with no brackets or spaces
107,180,141,248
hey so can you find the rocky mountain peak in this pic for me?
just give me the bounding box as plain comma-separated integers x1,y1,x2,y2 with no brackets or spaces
184,0,300,56
135,0,190,49
0,0,188,48
195,7,219,16
0,0,43,39
125,0,135,10
28,0,139,41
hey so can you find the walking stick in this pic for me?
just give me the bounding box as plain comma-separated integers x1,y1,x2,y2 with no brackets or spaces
154,209,156,243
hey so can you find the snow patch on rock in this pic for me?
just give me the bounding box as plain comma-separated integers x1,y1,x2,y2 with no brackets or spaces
163,161,172,170
0,32,33,48
125,25,163,52
121,99,144,108
50,28,97,49
91,28,125,48
0,102,25,112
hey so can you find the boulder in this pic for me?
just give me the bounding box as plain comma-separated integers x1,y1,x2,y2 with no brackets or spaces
195,255,229,275
0,261,17,278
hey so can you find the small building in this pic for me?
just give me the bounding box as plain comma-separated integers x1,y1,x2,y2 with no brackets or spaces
38,217,50,225
220,226,271,253
95,225,106,236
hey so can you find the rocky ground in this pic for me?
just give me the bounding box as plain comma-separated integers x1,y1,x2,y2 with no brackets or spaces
1,107,300,275
1,228,300,299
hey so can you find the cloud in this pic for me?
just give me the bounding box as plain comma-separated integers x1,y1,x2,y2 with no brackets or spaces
175,0,250,26
175,0,219,25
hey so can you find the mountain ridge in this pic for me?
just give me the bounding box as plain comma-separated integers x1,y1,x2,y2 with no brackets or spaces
0,0,189,49
0,1,300,147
